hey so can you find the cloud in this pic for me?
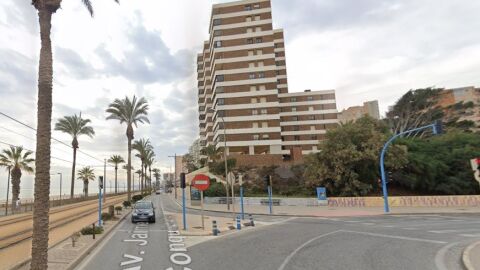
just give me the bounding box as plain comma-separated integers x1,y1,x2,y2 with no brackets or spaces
55,47,96,79
94,14,194,85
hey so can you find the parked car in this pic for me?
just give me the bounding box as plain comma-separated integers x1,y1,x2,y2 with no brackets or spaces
131,201,156,223
155,190,161,195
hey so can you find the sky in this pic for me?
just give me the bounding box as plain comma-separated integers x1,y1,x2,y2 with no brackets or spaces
0,0,479,200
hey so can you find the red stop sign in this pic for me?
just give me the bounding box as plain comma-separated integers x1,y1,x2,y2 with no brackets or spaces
192,174,210,191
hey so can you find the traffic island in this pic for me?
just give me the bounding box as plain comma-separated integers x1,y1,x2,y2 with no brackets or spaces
462,241,480,270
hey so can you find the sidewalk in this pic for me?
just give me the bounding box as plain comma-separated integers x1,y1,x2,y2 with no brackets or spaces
463,241,480,270
169,193,480,217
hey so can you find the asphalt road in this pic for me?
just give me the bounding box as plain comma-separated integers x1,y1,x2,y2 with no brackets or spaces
76,194,480,270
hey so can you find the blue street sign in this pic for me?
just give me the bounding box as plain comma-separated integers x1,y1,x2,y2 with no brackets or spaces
316,187,327,201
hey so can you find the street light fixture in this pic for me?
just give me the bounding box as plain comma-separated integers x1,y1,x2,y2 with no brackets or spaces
208,108,231,211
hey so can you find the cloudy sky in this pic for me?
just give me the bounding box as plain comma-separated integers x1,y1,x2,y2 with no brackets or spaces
0,0,479,199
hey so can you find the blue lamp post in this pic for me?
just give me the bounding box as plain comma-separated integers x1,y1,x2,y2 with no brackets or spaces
380,120,442,213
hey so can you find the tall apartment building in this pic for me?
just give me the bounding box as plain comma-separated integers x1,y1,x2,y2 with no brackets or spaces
197,0,338,166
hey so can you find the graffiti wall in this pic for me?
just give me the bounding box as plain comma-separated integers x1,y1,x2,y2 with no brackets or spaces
328,195,480,207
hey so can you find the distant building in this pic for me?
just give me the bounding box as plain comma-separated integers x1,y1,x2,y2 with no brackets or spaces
437,86,480,125
339,100,380,123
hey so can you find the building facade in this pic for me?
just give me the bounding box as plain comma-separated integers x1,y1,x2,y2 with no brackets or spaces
197,0,338,165
339,100,380,123
437,86,480,126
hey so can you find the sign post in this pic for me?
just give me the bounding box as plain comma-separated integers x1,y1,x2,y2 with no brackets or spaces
180,173,187,230
239,174,244,220
192,174,211,230
98,176,104,227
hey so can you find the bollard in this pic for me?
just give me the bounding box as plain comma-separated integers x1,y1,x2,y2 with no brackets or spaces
212,220,219,236
92,223,96,239
249,214,255,227
236,215,241,230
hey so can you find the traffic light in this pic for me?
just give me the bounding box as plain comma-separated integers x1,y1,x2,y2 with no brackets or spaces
433,120,443,135
98,176,104,189
180,173,186,189
387,171,393,182
263,175,270,187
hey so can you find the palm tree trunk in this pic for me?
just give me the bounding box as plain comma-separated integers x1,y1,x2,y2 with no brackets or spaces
140,162,144,194
11,168,21,213
84,180,88,197
114,166,118,194
70,147,77,199
31,8,53,270
127,138,132,201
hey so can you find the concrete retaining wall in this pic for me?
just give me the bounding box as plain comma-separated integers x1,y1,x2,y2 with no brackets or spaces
204,195,480,207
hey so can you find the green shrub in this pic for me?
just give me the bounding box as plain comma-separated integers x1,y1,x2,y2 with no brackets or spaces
132,194,144,202
81,225,104,235
101,212,113,221
123,201,131,208
204,181,226,197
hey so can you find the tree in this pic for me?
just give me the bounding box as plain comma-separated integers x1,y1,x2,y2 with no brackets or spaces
184,139,204,172
0,146,35,212
77,167,95,198
304,117,408,196
395,132,480,195
132,138,153,194
108,155,125,194
152,168,161,190
201,145,221,163
30,1,119,267
106,95,149,201
145,151,155,191
55,114,95,199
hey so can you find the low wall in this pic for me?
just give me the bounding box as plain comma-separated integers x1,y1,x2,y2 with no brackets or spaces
204,195,480,208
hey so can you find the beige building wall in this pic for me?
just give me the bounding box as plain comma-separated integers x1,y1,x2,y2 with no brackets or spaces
339,100,380,123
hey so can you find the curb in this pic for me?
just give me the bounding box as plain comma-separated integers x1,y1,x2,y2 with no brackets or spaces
66,209,131,270
462,241,480,270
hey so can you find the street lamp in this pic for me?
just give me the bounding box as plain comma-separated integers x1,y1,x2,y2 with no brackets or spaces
209,108,231,211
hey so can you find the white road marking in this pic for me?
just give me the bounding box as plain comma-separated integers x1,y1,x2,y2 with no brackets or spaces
434,242,460,270
429,229,480,234
340,230,447,244
277,230,342,270
459,233,480,237
361,223,375,226
402,228,418,230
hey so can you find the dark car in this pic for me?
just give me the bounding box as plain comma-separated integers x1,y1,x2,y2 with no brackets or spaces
131,201,156,223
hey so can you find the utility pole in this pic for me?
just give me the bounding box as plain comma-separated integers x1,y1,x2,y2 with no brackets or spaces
168,154,177,199
58,173,62,206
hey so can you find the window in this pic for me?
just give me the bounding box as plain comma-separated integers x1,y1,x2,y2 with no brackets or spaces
218,122,224,129
290,97,297,102
214,30,222,36
214,41,222,48
310,126,315,130
245,5,252,10
217,98,225,105
216,75,224,82
281,136,285,141
249,62,255,68
252,109,258,115
275,52,279,57
248,50,254,56
275,61,281,66
253,3,260,8
260,97,267,103
258,72,265,78
311,135,317,140
262,134,269,140
249,73,256,79
255,27,262,32
293,126,299,131
308,115,315,120
309,106,314,111
256,49,263,55
292,116,298,121
213,19,221,26
261,109,268,114
251,98,257,103
247,38,254,44
255,37,263,43
254,15,261,21
253,134,260,140
307,96,313,101
216,87,224,93
217,110,225,117
247,28,253,33
291,107,297,112
259,85,266,91
246,16,252,22
258,61,264,67
294,135,300,141
250,85,257,91
252,122,259,128
275,70,280,75
262,122,268,128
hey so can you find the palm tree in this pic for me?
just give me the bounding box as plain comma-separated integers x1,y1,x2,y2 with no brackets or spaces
201,145,221,163
133,138,153,194
108,155,125,194
135,169,143,191
77,167,95,198
106,96,149,201
152,168,161,190
54,114,95,199
145,151,155,192
0,146,34,212
123,164,134,192
31,1,119,268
